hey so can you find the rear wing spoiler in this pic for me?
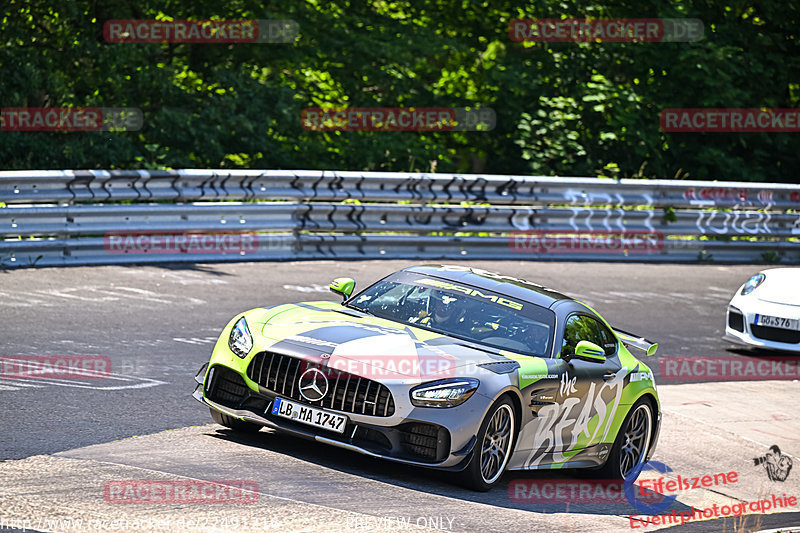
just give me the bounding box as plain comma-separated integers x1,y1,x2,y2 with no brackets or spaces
613,328,658,356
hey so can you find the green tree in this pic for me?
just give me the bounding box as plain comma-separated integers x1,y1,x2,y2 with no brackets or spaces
1,0,798,181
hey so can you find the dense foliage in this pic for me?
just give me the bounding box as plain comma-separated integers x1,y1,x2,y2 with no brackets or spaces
2,0,798,181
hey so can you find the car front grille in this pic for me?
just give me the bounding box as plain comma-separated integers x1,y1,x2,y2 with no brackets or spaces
751,324,800,344
246,351,396,417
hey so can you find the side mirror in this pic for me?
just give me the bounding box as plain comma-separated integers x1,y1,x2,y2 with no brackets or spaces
564,340,607,363
646,343,658,357
330,277,355,301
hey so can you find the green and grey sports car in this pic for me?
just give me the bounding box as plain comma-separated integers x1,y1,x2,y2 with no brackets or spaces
194,265,661,491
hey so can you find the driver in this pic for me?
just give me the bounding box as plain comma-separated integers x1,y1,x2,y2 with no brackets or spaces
426,292,466,330
528,324,549,354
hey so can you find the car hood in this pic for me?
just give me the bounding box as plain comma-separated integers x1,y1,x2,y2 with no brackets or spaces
755,268,800,306
258,303,510,379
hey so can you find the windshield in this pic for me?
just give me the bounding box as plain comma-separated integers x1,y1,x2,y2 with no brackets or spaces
346,272,555,357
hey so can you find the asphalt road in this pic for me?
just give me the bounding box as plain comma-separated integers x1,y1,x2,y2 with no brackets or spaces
0,260,773,460
1,260,798,533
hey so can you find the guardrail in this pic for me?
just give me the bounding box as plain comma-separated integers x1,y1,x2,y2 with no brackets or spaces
1,170,798,267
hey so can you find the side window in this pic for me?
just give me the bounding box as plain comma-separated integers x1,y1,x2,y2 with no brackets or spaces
561,315,618,357
594,319,618,355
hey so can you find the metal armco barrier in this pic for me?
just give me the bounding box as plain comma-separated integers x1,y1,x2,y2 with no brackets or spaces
1,170,798,267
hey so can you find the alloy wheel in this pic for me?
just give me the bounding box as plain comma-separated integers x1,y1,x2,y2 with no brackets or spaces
480,404,515,484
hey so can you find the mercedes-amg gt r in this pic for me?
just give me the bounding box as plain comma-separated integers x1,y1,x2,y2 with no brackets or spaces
194,265,661,490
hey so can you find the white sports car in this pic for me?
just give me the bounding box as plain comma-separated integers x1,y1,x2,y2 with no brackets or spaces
725,268,800,352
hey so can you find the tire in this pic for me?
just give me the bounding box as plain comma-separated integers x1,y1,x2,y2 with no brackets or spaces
458,397,516,491
210,407,262,433
596,399,654,480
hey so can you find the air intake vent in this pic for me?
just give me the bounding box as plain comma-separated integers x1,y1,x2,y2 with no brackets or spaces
206,366,250,408
728,309,744,332
398,422,450,462
751,324,800,344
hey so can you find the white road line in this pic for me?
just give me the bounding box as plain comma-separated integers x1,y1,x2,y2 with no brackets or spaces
91,287,174,304
4,375,169,391
173,337,217,345
0,286,205,307
707,286,735,294
0,379,46,388
0,290,49,306
35,287,119,302
283,284,331,293
0,357,167,391
117,269,229,285
97,286,206,304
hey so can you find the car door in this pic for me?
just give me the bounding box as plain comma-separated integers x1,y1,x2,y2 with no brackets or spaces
551,313,625,459
516,312,625,468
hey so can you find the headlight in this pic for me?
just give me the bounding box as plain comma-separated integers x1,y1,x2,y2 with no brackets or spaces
410,378,479,408
741,273,766,295
228,317,253,358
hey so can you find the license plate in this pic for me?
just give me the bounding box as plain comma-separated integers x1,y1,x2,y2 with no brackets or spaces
755,314,800,330
270,397,347,434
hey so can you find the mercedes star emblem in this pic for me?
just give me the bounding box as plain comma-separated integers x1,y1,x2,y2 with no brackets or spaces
298,368,329,401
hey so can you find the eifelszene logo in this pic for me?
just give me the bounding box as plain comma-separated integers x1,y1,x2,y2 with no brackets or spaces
624,460,677,514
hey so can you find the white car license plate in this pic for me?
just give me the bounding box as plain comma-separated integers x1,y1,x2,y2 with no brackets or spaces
270,397,347,434
755,314,800,330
